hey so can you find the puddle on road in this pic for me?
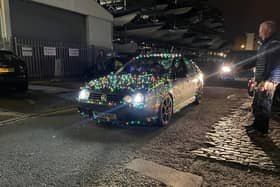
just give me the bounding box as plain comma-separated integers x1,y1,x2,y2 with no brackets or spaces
192,98,280,172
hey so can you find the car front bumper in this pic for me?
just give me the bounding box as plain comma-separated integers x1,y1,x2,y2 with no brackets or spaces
78,101,159,123
0,74,28,87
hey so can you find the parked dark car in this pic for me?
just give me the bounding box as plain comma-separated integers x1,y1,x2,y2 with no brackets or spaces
0,50,28,92
77,53,204,126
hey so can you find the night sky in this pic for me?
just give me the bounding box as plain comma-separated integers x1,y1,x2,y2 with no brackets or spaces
210,0,280,39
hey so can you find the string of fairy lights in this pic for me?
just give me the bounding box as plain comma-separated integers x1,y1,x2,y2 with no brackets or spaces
87,73,168,92
85,53,180,93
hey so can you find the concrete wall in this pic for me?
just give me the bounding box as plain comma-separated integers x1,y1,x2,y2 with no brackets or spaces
32,0,113,49
245,33,255,51
87,16,112,49
31,0,113,49
0,0,12,40
9,0,86,43
31,0,113,22
1,0,113,49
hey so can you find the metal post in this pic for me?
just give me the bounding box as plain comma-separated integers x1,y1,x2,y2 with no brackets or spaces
124,0,127,10
123,0,127,43
13,37,18,55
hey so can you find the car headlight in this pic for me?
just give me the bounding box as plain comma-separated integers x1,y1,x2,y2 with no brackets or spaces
123,95,132,103
78,89,90,100
221,66,231,73
133,93,144,103
123,93,145,105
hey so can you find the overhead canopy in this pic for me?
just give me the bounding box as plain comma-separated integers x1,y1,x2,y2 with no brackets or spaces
99,0,227,49
114,11,139,26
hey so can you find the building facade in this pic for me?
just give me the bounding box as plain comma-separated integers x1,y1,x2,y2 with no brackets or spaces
0,0,113,80
0,0,113,49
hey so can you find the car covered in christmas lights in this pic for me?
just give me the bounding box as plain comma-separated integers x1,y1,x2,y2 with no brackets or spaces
77,53,204,126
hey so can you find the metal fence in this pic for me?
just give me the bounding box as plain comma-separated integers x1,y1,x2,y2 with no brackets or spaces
0,37,12,50
13,37,93,80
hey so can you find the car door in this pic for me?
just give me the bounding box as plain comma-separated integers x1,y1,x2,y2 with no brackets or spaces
171,59,193,110
185,61,197,99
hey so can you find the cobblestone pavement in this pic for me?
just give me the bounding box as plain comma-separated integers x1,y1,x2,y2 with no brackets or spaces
192,99,280,172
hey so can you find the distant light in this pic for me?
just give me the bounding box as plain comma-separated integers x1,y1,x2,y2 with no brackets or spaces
142,15,149,19
241,44,246,49
221,66,232,73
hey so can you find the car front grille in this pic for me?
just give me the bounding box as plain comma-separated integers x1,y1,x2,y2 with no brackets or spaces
89,92,124,103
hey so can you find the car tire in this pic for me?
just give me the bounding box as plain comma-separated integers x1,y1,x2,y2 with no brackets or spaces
157,95,173,126
16,81,28,93
194,88,203,105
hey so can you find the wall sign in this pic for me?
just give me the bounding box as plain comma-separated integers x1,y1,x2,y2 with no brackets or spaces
44,47,56,56
69,48,79,57
22,47,33,57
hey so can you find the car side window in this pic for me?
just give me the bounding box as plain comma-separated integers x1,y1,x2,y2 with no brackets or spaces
186,62,196,76
192,63,199,73
174,59,188,78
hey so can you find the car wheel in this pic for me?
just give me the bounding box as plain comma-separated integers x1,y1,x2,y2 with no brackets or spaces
16,82,28,93
157,95,173,126
194,88,203,105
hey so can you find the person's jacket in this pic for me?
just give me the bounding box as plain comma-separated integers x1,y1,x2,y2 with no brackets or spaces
240,36,280,83
262,37,280,83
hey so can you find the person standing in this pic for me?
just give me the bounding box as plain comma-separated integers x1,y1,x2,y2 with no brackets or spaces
247,20,280,135
96,50,107,78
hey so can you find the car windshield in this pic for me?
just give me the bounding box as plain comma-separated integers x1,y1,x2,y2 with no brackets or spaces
116,57,174,75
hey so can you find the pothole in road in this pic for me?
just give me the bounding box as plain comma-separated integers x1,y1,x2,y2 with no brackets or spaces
192,99,280,173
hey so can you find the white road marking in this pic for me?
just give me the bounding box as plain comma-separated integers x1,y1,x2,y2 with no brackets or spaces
29,85,74,94
0,111,26,117
127,159,203,187
0,106,76,127
0,115,33,127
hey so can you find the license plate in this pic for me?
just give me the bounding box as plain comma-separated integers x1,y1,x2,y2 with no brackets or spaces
0,68,15,73
94,112,117,121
